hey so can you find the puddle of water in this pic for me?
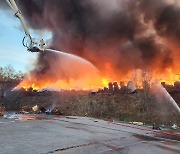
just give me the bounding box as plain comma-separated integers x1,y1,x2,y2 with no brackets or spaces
3,112,46,121
3,112,68,122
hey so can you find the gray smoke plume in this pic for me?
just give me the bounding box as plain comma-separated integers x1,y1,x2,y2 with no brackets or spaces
1,0,180,78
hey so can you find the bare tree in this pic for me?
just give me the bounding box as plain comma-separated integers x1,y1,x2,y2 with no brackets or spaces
0,65,25,82
0,67,3,82
3,64,16,81
14,71,25,81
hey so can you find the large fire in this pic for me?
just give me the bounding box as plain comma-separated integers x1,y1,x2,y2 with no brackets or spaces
158,69,180,85
8,0,180,91
15,50,110,91
15,65,180,91
14,49,180,91
17,77,108,91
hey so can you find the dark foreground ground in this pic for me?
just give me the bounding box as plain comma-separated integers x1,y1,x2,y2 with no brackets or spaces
0,113,180,154
2,90,180,126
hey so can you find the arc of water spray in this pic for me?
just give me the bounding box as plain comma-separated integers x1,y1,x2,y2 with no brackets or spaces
162,86,180,113
153,83,180,113
46,49,100,73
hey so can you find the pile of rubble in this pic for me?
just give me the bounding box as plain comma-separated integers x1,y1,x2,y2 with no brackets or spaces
20,104,62,115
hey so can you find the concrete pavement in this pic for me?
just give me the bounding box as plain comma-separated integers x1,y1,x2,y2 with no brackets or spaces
0,113,180,154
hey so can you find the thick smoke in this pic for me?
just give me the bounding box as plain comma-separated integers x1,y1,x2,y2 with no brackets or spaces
1,0,180,79
0,0,9,9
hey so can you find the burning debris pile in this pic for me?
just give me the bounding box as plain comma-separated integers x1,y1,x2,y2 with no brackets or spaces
1,81,179,125
0,78,179,126
1,0,180,91
0,0,180,126
20,104,61,115
97,80,180,94
98,81,138,94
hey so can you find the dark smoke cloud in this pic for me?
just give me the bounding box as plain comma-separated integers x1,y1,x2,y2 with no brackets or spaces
155,5,180,41
0,0,8,9
1,0,180,78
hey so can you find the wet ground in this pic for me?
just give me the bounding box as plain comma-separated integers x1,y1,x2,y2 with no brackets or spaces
0,113,180,154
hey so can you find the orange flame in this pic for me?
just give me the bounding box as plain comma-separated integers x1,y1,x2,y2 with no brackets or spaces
15,48,180,92
16,68,179,91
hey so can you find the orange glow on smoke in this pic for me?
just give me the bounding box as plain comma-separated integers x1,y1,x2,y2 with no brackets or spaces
15,47,180,91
